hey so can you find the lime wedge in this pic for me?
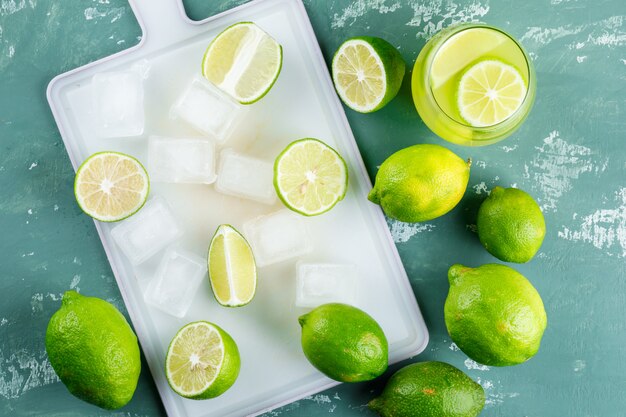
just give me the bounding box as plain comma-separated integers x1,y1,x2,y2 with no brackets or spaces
331,36,405,113
165,321,240,399
74,151,149,222
274,138,348,216
457,60,527,127
202,22,282,104
208,225,257,307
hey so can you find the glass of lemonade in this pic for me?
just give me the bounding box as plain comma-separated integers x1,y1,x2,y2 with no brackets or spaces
412,23,536,146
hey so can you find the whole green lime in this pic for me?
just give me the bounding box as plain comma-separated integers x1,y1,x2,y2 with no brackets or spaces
368,144,470,222
477,186,546,263
444,264,547,366
299,303,388,382
46,291,141,409
369,361,484,417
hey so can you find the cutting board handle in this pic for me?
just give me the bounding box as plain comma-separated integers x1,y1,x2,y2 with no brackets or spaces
128,0,196,48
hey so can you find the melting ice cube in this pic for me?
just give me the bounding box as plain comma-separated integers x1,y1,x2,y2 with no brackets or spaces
110,197,183,265
143,248,206,318
215,149,277,204
170,76,246,143
243,210,313,267
148,136,217,184
92,71,144,138
295,263,358,308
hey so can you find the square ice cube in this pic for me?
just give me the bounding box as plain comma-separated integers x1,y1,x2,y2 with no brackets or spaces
215,149,277,204
92,71,144,138
148,136,217,184
110,197,183,265
296,263,358,308
243,210,313,267
144,248,206,318
170,76,246,143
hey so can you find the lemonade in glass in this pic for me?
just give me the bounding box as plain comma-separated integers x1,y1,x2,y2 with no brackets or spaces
412,23,536,146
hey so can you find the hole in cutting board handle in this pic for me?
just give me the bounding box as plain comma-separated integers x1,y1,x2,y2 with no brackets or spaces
181,0,254,22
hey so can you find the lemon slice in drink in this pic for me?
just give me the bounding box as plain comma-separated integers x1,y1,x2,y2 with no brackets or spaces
208,225,257,307
331,37,405,113
457,60,527,127
165,321,241,399
202,22,282,104
274,138,348,216
74,151,149,222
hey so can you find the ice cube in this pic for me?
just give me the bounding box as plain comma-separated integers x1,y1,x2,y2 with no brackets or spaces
215,149,277,204
92,71,144,138
148,136,217,184
143,248,206,318
295,263,358,308
110,197,183,265
243,210,313,267
170,76,246,143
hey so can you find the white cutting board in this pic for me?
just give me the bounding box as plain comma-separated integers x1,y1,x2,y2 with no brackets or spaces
46,0,429,416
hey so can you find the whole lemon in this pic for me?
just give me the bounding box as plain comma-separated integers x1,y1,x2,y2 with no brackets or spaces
477,186,546,263
369,361,484,417
45,291,141,409
368,144,470,222
299,303,388,382
444,264,547,366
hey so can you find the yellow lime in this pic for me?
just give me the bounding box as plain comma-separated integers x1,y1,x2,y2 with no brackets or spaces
368,144,470,222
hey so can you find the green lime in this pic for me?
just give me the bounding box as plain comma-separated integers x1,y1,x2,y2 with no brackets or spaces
208,224,257,307
444,264,547,366
202,22,283,104
74,151,149,222
165,321,240,399
369,361,485,417
332,36,405,113
45,291,141,409
368,144,470,222
477,186,546,263
299,303,388,382
457,60,527,127
274,138,348,216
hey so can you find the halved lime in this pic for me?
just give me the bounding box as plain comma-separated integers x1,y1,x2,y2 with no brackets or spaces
202,22,282,104
208,225,257,307
331,36,405,113
457,60,527,127
165,321,240,399
74,151,149,222
274,138,348,216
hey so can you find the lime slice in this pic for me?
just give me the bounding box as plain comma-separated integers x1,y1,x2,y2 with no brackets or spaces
208,225,257,307
274,138,348,216
331,36,405,113
165,321,241,399
457,60,527,127
74,151,149,222
202,22,282,104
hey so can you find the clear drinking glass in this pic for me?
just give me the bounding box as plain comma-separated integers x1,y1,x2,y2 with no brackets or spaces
411,23,536,146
